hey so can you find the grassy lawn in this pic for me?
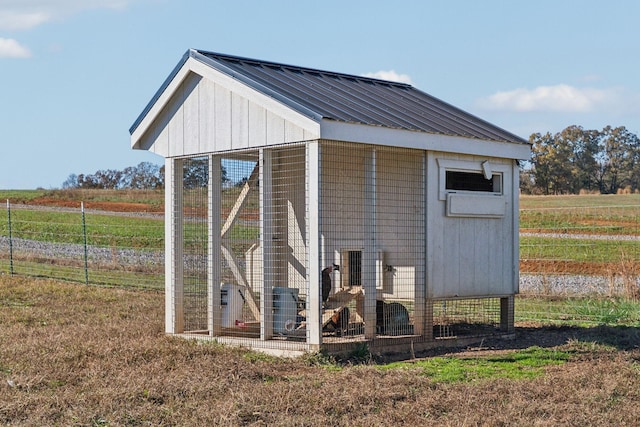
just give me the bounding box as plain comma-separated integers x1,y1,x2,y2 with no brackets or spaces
520,193,640,209
1,276,640,425
520,235,640,263
381,347,571,382
516,296,640,326
1,208,164,249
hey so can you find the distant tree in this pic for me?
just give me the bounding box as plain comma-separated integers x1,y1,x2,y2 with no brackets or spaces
121,162,164,189
530,131,573,194
595,126,640,194
518,167,536,195
94,169,122,189
558,126,599,193
183,158,208,189
62,174,78,189
527,125,640,195
75,174,93,189
62,160,228,190
182,158,229,189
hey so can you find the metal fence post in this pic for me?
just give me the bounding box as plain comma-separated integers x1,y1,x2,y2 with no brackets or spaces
6,199,14,275
81,202,89,285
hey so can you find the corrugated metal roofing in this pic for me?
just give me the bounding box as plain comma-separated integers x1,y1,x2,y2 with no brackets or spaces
130,49,527,145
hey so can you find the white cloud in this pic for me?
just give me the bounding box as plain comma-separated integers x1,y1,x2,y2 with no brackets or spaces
0,10,49,30
362,70,413,85
0,0,131,30
477,84,616,113
0,37,31,58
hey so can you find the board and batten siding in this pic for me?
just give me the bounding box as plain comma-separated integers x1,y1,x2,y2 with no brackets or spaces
133,58,320,157
426,151,517,299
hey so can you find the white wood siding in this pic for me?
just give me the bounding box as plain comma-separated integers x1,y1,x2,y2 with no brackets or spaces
133,58,320,157
426,151,517,298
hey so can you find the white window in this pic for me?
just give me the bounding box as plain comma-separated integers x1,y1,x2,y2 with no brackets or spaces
437,158,506,218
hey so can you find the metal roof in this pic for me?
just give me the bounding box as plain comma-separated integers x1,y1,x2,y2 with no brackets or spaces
130,49,528,145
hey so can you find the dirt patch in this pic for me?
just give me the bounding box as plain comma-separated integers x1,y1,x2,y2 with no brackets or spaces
432,323,639,359
24,197,164,213
520,259,640,275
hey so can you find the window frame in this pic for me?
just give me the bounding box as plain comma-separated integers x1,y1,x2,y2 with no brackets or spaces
437,159,505,201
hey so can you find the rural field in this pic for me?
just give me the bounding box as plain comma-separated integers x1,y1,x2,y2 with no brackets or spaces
1,276,640,426
2,190,640,425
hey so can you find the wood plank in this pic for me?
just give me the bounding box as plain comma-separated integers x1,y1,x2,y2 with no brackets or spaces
221,164,259,238
221,243,260,320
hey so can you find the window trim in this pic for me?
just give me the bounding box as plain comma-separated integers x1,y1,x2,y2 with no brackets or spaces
437,158,505,201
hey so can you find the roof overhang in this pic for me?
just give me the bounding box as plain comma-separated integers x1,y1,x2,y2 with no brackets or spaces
320,120,531,160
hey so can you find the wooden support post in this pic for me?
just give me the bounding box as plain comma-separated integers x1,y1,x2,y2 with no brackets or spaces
209,156,222,336
414,152,427,337
363,149,377,339
500,296,515,332
260,149,274,340
165,158,184,334
424,299,434,340
307,141,321,347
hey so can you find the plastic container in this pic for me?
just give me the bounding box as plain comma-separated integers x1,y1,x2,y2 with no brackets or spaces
273,287,299,334
221,283,245,328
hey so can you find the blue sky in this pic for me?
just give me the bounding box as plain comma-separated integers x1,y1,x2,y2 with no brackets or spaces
1,0,639,189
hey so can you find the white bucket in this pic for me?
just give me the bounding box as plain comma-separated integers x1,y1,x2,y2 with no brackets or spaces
221,283,244,328
273,287,299,334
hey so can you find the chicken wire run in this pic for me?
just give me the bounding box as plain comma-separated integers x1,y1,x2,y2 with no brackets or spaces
171,141,512,354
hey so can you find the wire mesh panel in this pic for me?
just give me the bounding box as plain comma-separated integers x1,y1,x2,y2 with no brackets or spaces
0,206,90,283
218,153,261,339
269,147,308,340
181,157,209,332
319,141,425,347
210,148,309,350
432,298,502,339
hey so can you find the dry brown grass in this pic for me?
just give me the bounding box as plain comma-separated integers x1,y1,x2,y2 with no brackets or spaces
2,276,640,426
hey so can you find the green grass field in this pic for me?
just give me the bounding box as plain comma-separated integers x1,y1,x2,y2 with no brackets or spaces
516,296,640,326
3,190,640,286
520,193,640,209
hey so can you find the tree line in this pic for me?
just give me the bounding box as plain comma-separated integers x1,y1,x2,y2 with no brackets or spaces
62,162,165,190
65,126,639,195
62,159,229,190
522,125,640,195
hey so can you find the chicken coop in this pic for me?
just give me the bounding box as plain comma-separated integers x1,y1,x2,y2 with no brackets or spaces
130,49,531,356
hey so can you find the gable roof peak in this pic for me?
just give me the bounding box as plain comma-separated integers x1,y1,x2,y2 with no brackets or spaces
131,48,528,146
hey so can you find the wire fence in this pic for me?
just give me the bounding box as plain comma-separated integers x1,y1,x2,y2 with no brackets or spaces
2,200,640,325
519,204,640,296
518,203,640,325
0,200,164,290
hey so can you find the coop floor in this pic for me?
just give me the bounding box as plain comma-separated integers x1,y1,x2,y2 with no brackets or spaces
177,322,513,357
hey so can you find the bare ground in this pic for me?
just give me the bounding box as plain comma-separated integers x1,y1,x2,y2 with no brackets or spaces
1,276,640,426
